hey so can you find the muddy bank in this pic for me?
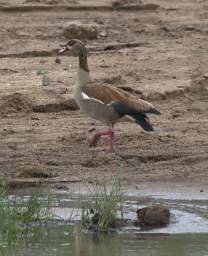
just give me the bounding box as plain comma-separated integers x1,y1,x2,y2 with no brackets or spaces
0,0,207,186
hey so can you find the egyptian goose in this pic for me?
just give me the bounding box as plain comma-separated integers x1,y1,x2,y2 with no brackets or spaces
59,39,161,152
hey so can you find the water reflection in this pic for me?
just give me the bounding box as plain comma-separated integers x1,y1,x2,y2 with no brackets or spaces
0,223,208,256
1,187,208,256
73,232,208,256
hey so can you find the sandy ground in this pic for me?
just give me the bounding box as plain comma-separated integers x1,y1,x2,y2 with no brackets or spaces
0,0,207,186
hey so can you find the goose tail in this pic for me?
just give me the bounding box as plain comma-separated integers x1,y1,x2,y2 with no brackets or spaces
111,102,155,132
148,107,161,115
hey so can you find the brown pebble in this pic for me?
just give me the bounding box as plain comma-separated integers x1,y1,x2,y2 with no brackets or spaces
55,57,61,64
40,59,48,64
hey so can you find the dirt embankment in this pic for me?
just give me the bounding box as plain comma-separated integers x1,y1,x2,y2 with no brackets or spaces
0,0,207,187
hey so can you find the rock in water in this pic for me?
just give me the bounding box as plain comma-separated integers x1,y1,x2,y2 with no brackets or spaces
136,205,170,228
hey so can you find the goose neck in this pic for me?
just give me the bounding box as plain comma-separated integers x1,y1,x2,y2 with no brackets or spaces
79,50,89,73
76,67,91,86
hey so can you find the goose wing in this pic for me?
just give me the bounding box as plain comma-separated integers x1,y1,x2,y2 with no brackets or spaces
82,82,160,114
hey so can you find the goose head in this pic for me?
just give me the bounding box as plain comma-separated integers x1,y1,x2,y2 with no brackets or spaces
59,39,89,73
59,39,87,57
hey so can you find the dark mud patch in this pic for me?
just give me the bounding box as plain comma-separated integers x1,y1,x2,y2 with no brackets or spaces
0,3,159,12
180,155,208,165
81,156,112,168
0,42,148,58
4,179,44,189
111,0,159,11
0,49,58,58
119,153,183,164
112,0,140,7
103,42,148,51
17,164,56,178
159,24,208,39
24,0,78,4
0,68,19,75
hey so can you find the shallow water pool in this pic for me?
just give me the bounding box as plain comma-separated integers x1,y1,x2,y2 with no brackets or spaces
0,183,208,256
1,228,208,256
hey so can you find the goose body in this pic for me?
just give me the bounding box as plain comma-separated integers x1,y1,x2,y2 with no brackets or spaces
74,68,120,125
59,39,161,151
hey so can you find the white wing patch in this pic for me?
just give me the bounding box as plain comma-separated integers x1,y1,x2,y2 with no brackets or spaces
81,92,90,99
79,91,118,123
81,92,105,105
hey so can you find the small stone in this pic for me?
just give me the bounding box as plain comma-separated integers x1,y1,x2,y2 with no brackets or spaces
40,59,48,64
99,31,107,37
31,115,39,120
54,184,69,191
94,18,104,25
55,57,61,64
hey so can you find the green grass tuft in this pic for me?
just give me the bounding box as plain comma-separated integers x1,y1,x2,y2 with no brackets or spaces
0,182,57,246
81,179,123,231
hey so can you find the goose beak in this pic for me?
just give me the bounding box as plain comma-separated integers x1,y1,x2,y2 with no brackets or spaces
59,46,67,53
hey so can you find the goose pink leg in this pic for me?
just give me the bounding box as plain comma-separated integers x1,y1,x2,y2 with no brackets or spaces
88,128,115,152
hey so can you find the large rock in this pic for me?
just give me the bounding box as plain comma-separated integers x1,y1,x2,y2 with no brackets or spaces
136,205,170,228
63,22,99,40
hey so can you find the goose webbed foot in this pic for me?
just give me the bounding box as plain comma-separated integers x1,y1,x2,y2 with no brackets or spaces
87,128,100,147
87,128,115,152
